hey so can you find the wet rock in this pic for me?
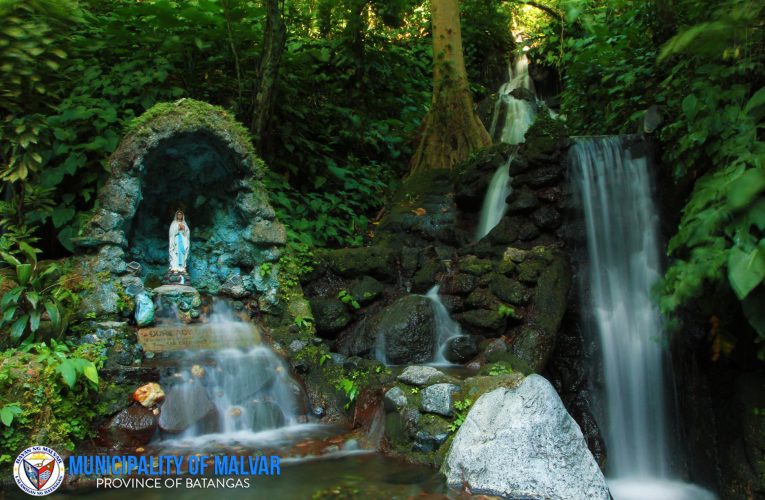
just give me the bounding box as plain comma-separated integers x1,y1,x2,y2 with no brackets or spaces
444,336,479,364
219,274,249,299
412,259,442,293
318,246,396,282
158,381,215,433
309,298,351,336
342,295,435,364
134,292,155,327
485,218,519,245
443,375,610,499
420,383,460,417
464,288,497,309
247,400,286,431
456,309,506,336
153,285,202,324
459,255,493,276
512,254,570,372
397,366,448,387
99,404,158,448
506,188,539,214
384,386,408,412
349,275,384,305
531,205,562,230
413,430,449,453
509,87,536,102
516,166,562,188
441,273,478,295
490,275,530,306
483,338,508,357
518,221,541,241
133,382,165,407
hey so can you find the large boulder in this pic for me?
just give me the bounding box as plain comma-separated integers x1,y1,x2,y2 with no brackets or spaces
158,381,216,433
443,374,610,499
338,295,435,364
310,298,352,337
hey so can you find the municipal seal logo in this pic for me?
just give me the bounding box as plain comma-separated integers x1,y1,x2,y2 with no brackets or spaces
13,446,65,496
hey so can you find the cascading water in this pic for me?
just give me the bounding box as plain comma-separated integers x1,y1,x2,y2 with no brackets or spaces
475,51,539,241
489,53,537,145
426,285,465,365
156,302,315,449
475,157,513,241
569,136,715,500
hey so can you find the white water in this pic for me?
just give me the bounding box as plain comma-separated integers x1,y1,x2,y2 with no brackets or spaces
475,51,540,241
489,53,537,145
157,302,304,448
425,285,465,365
475,157,513,240
570,137,715,499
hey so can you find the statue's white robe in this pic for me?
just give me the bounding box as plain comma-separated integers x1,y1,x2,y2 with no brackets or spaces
169,219,190,272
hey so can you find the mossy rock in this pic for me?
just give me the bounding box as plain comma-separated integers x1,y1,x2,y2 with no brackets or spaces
317,246,397,282
349,275,384,305
482,353,534,375
459,373,525,402
459,255,494,276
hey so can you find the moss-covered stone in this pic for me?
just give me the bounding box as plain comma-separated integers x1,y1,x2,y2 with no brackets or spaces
349,275,384,304
490,274,530,305
459,255,493,276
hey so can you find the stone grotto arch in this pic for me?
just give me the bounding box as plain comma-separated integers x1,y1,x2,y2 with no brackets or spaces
75,99,285,315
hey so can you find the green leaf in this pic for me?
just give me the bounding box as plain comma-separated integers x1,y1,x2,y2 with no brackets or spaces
83,363,99,385
51,207,75,228
742,286,765,339
1,287,24,308
0,405,22,427
29,310,41,333
10,315,29,341
26,291,39,309
44,301,61,329
57,360,77,388
744,86,765,119
15,264,32,285
728,243,765,300
728,168,765,211
682,95,698,120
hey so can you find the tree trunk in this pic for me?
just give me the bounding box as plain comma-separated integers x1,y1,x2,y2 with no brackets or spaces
409,0,491,173
251,0,286,151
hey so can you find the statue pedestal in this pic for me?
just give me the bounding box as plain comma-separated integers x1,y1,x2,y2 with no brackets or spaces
163,270,191,286
153,284,202,324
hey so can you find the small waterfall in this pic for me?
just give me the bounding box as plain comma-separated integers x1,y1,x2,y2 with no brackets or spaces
569,137,715,499
475,158,512,241
425,285,464,365
157,302,306,447
475,51,538,241
489,53,537,145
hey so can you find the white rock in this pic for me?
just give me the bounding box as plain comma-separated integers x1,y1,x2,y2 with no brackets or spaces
443,374,610,500
396,365,447,386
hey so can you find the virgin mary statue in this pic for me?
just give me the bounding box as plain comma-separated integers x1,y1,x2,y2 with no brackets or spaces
169,210,190,272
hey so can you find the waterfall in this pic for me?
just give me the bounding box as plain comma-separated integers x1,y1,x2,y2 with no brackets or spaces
157,302,308,447
489,53,537,145
569,136,715,500
475,51,539,241
426,285,464,365
475,157,512,241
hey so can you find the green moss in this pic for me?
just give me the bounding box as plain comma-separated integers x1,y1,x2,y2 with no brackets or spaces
126,98,264,177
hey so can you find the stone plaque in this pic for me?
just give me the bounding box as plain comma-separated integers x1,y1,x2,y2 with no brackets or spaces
137,322,261,352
